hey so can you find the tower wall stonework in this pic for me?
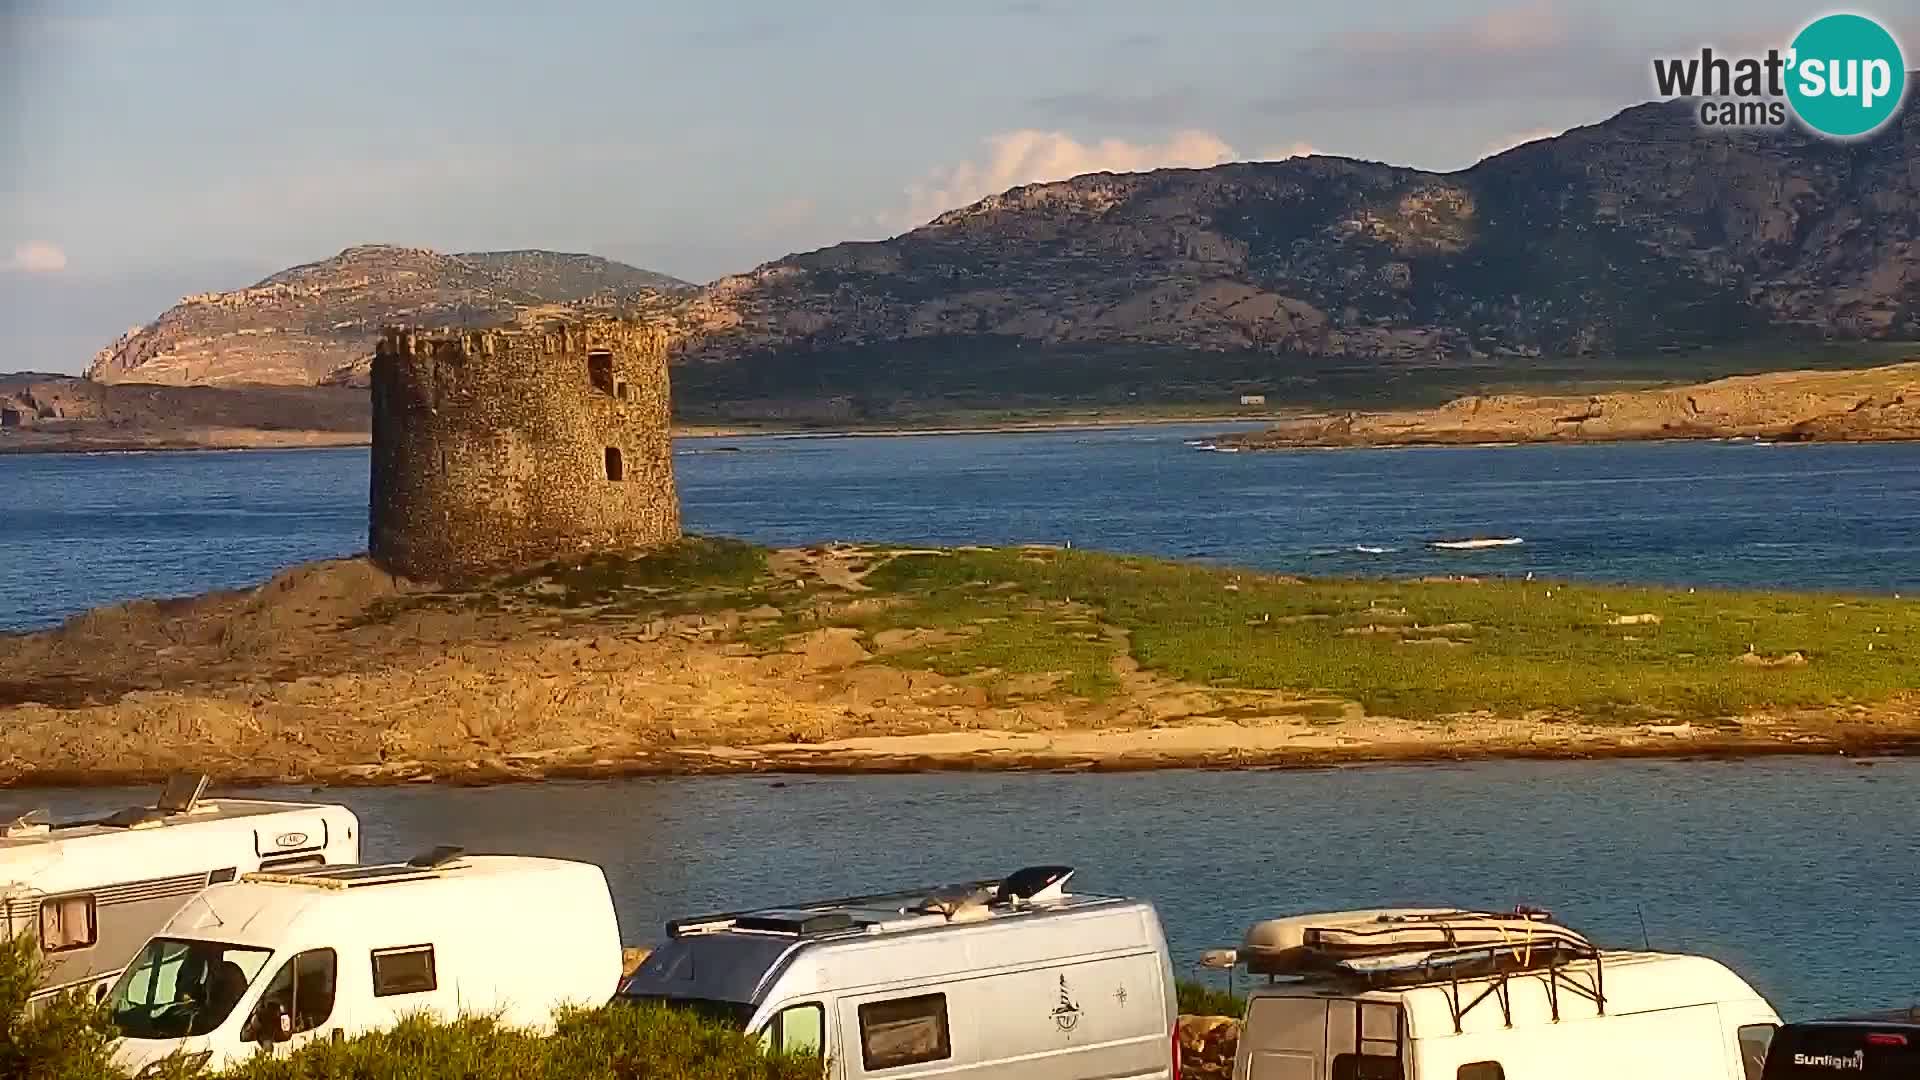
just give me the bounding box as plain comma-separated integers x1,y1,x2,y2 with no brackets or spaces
368,317,680,583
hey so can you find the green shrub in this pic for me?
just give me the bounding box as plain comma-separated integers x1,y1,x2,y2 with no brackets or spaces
208,1005,825,1080
0,935,126,1080
3,936,821,1080
1176,979,1246,1019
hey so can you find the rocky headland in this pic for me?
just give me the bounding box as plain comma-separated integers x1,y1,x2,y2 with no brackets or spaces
2,540,1914,788
1224,361,1920,448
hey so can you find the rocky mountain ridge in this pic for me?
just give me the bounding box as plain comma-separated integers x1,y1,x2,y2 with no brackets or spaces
80,88,1920,409
667,93,1920,411
87,246,692,387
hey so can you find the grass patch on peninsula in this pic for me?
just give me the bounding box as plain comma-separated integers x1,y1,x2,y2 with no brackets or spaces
370,539,1918,722
857,547,1919,721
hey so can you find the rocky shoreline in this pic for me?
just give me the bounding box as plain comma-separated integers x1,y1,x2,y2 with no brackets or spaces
6,733,1916,791
1224,362,1920,450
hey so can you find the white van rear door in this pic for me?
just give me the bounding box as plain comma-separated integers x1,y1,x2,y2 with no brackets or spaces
1243,996,1329,1080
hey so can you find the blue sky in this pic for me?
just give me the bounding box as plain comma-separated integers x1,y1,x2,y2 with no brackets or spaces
3,1,1915,373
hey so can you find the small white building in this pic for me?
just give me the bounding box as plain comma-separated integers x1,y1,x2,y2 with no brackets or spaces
1240,394,1268,406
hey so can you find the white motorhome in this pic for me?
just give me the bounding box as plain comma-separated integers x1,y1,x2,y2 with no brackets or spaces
106,848,622,1075
1,774,358,1005
618,865,1180,1080
1221,907,1782,1080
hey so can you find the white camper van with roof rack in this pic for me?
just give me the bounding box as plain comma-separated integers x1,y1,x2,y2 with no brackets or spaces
106,847,622,1076
1218,907,1781,1080
617,865,1180,1079
1,773,358,1006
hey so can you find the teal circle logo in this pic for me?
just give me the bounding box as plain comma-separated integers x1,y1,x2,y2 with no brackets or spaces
1786,14,1906,138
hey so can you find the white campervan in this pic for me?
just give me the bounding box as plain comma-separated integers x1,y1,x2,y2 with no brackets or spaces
1,774,358,1006
1220,907,1782,1080
618,865,1180,1080
106,848,622,1075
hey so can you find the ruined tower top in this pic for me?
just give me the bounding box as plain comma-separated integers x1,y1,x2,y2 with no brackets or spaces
367,316,680,583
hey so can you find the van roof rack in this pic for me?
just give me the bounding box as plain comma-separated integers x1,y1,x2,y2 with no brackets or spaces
243,856,467,890
666,865,1095,939
1231,906,1608,1033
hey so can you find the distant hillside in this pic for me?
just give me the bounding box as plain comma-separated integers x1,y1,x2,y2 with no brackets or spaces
669,92,1920,417
88,245,692,387
1225,361,1920,449
0,374,366,453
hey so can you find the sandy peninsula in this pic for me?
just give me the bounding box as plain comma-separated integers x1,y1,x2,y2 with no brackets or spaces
1224,362,1920,449
2,541,1915,787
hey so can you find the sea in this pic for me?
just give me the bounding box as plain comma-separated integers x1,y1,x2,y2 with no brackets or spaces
3,425,1919,1019
4,425,1920,632
5,758,1915,1020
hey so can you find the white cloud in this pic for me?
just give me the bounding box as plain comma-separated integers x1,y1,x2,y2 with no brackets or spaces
886,130,1319,230
6,242,68,274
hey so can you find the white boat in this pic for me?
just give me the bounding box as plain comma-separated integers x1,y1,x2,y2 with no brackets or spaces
1429,536,1524,550
1235,907,1583,975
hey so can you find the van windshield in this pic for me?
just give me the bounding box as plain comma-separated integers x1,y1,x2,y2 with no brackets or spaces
109,938,274,1039
1763,1025,1920,1078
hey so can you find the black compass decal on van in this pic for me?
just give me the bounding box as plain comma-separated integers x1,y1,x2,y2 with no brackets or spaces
1052,974,1082,1032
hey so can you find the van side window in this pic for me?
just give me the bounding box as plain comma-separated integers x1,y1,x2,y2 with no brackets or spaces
1737,1024,1777,1080
858,993,951,1070
247,948,337,1037
763,1003,825,1058
39,895,96,952
1459,1064,1505,1080
372,944,437,996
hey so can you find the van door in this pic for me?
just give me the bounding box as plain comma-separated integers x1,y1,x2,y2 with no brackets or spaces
237,948,339,1058
1242,996,1329,1080
1241,996,1406,1080
756,1000,830,1072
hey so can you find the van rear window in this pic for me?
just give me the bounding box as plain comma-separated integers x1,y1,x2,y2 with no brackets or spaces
1763,1025,1920,1078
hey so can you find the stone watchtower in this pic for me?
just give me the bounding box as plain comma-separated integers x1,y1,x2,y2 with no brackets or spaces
368,317,681,583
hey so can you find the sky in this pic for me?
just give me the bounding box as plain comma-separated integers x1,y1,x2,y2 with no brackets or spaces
3,1,1916,374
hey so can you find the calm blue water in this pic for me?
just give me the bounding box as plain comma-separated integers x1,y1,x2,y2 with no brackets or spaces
6,758,1914,1020
4,428,1920,630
